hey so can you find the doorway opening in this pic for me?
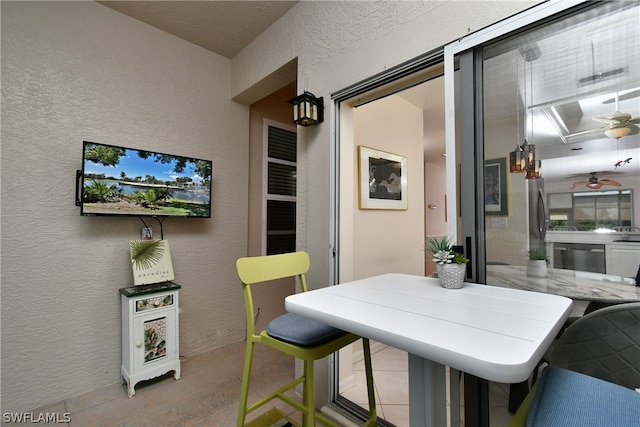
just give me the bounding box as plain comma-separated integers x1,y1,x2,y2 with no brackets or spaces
334,62,456,426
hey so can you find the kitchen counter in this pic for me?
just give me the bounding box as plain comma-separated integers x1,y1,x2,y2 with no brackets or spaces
486,265,640,303
546,230,640,244
546,232,640,277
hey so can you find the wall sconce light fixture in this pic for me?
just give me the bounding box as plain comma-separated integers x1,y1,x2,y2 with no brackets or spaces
288,91,324,127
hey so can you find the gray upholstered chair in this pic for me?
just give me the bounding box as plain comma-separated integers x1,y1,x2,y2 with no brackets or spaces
542,301,640,389
508,302,640,426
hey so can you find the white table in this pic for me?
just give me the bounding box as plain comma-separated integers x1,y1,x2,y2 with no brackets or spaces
285,273,572,426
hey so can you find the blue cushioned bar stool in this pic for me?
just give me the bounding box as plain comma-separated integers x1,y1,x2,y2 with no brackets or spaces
509,366,640,427
236,251,377,427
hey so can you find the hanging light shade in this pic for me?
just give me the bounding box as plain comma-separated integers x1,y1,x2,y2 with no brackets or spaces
526,159,542,180
510,49,530,176
604,125,632,139
510,144,526,173
288,91,324,127
523,141,535,167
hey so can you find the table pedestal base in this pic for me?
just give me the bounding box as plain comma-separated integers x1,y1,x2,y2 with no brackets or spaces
409,356,456,426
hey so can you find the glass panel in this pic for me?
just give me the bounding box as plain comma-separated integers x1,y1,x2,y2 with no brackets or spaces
548,193,572,209
265,124,296,255
268,126,296,162
266,234,296,255
621,194,632,225
266,200,295,255
268,163,296,196
482,2,639,276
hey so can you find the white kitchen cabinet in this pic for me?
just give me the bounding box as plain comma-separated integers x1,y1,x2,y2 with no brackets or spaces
120,282,181,397
606,243,640,278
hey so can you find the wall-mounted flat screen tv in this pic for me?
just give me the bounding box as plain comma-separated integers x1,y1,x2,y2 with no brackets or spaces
79,141,212,218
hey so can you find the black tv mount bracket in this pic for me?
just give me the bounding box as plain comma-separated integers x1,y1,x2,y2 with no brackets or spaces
75,170,82,206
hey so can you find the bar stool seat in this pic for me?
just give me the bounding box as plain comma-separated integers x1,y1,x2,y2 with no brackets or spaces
236,251,377,427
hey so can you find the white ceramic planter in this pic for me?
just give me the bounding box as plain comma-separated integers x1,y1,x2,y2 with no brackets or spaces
527,260,547,278
436,263,467,289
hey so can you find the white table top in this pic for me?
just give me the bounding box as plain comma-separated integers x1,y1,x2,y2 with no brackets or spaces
285,273,572,383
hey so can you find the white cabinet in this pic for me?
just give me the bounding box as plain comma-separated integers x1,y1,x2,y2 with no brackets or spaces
606,243,640,278
120,282,181,397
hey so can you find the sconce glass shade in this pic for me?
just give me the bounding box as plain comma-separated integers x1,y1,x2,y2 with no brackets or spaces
288,91,324,127
604,125,631,139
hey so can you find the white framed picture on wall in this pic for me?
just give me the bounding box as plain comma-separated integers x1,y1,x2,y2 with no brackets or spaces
358,146,408,210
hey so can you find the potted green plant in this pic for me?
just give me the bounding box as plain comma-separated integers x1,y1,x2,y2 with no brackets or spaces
527,247,548,278
426,236,469,289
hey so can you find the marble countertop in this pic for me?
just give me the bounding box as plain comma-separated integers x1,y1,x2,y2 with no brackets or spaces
486,265,640,302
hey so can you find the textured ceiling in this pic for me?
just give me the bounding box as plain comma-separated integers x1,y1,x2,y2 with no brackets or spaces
98,1,298,58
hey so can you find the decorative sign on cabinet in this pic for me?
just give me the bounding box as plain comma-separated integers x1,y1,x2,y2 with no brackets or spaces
119,282,181,397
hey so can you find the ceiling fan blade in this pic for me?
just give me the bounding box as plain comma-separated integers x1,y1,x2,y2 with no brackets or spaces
565,126,607,138
628,117,640,124
600,179,622,186
571,181,589,189
593,117,619,124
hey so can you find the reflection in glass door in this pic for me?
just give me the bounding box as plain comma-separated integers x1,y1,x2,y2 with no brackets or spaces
481,2,640,279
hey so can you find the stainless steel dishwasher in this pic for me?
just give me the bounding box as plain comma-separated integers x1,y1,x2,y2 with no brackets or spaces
553,243,606,274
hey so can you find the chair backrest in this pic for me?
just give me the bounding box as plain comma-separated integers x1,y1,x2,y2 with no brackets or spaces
236,251,310,288
236,252,311,338
546,302,640,389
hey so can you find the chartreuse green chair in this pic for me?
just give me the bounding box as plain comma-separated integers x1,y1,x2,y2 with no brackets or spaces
236,251,377,427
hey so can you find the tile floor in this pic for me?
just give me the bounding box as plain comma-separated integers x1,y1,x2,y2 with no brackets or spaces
341,344,514,427
24,339,523,427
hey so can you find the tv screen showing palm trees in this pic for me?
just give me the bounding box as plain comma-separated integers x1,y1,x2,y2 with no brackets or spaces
80,141,212,218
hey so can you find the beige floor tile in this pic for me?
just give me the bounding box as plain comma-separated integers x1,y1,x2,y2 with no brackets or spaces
24,339,517,427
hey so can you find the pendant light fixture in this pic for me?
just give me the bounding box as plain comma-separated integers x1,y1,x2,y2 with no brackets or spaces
525,49,541,180
510,51,526,173
509,44,541,180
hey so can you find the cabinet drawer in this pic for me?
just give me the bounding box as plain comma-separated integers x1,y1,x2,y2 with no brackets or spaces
135,293,174,313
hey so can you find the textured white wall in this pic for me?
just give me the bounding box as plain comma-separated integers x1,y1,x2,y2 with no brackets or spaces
0,0,541,414
1,2,248,413
233,0,539,291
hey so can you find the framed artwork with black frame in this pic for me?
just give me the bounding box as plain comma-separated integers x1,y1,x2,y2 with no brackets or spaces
484,157,507,216
358,146,408,210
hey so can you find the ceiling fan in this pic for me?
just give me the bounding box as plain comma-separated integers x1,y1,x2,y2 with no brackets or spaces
571,172,622,190
566,93,640,139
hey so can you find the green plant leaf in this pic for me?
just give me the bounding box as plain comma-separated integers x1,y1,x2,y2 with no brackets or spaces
527,248,547,261
426,235,452,254
131,240,166,271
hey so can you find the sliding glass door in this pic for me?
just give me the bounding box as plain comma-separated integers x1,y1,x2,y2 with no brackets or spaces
455,2,639,425
458,1,640,284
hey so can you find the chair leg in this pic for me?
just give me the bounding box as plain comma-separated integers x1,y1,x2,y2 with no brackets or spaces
237,340,255,427
362,338,377,425
303,359,316,427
